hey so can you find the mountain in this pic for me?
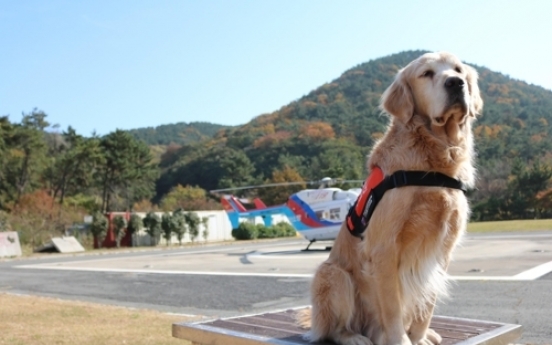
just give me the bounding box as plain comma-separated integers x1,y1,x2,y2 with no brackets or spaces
154,50,552,219
127,121,233,146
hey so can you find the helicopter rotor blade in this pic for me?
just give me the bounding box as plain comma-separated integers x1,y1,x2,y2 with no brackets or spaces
209,178,364,195
210,181,311,194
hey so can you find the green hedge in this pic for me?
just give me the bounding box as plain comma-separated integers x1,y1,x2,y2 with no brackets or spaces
231,222,296,240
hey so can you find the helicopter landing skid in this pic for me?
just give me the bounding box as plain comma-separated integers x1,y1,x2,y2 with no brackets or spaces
302,240,332,252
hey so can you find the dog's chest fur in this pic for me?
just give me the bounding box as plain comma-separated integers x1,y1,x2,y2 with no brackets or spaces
395,192,466,321
362,116,472,322
362,186,467,321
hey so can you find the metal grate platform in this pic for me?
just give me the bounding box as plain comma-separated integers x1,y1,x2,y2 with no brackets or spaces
173,308,522,345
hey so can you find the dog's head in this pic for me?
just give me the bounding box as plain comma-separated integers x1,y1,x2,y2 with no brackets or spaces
381,52,483,127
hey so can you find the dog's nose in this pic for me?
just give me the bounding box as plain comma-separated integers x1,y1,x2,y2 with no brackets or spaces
445,77,464,91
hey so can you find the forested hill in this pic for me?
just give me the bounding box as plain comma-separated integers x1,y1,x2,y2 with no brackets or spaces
157,50,552,221
127,121,233,145
5,50,551,234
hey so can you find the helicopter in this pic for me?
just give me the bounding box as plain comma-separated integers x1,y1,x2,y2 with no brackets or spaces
211,178,363,250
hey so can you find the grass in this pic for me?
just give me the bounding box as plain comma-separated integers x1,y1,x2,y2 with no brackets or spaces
0,293,196,345
468,218,552,233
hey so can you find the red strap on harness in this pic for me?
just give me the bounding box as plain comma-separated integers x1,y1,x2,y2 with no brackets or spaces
346,167,384,232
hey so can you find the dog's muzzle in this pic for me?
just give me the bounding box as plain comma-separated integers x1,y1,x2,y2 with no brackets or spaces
444,76,468,115
445,77,467,105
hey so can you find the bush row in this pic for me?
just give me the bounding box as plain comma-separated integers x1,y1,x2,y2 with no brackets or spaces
231,222,296,240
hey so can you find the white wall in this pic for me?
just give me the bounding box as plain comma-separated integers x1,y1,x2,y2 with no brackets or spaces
133,210,234,246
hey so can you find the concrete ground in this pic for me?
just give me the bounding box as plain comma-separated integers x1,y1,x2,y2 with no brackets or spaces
1,231,551,343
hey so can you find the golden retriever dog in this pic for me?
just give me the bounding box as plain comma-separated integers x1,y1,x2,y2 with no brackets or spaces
298,52,483,345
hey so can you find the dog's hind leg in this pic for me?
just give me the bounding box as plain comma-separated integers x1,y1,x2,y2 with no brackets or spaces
307,263,372,345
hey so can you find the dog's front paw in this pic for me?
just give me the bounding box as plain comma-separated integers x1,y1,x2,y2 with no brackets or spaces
378,333,412,345
338,333,373,345
410,328,442,345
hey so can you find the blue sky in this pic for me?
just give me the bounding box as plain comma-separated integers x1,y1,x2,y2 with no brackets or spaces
1,1,551,135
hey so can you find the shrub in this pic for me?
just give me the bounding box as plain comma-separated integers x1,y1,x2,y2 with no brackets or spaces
257,224,276,238
161,213,173,246
9,190,83,247
185,211,201,243
90,212,108,248
127,213,142,247
232,222,296,240
231,222,258,240
172,209,187,245
273,222,296,237
112,215,127,248
143,212,161,246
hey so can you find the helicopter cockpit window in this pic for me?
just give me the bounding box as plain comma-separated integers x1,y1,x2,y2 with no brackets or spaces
329,208,341,220
316,210,331,220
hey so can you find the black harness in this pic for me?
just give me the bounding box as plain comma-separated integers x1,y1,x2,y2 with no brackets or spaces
346,170,467,238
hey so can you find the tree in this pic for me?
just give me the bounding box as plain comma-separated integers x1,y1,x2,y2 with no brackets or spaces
142,211,161,246
90,212,108,249
299,121,335,141
112,215,127,248
0,210,10,232
127,213,143,247
47,127,103,206
97,130,158,212
162,146,255,195
161,212,173,246
132,199,157,212
312,140,364,181
171,209,187,245
257,166,306,205
127,122,230,146
159,185,213,211
0,117,14,208
5,110,49,204
504,160,552,219
185,212,200,243
536,187,552,218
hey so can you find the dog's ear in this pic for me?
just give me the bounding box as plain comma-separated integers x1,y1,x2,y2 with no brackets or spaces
380,69,414,123
465,65,483,117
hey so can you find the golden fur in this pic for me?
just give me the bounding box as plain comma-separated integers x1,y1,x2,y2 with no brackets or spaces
297,52,483,345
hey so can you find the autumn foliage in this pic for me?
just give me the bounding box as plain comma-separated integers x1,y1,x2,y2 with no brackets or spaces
159,185,220,211
257,166,306,205
8,190,84,247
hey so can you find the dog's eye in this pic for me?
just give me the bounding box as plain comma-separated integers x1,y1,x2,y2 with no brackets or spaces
455,66,462,73
421,70,434,78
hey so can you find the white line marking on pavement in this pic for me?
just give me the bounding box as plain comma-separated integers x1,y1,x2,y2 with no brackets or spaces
465,232,552,240
451,276,521,281
16,264,314,278
17,260,552,281
452,260,552,281
512,260,552,280
246,251,327,260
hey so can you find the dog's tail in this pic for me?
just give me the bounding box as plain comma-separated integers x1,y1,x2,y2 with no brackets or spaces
295,307,312,329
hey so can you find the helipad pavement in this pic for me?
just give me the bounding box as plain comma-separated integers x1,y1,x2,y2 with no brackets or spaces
16,231,552,281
